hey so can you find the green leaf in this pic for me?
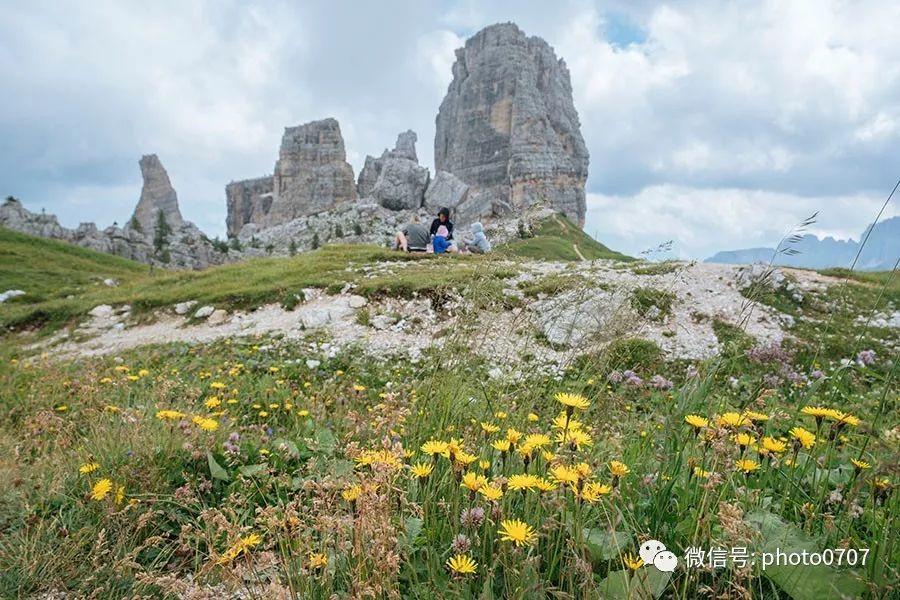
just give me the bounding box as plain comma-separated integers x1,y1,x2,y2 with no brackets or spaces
237,464,267,477
747,511,866,600
584,528,632,564
596,568,671,599
402,516,423,550
207,452,229,481
313,428,337,453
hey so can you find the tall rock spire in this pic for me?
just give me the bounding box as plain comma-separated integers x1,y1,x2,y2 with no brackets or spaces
130,154,185,233
434,23,589,226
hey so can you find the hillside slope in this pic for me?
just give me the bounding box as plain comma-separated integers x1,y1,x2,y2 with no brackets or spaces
0,227,147,305
499,214,633,261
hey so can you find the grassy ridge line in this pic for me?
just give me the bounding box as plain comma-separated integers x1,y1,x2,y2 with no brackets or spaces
498,215,634,262
0,228,147,302
0,216,635,333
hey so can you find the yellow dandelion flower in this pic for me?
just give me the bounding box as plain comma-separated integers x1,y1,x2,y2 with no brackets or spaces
717,412,750,428
761,437,786,454
552,412,583,431
90,478,113,501
410,462,434,479
478,484,504,502
527,412,539,422
693,466,711,479
217,533,261,564
684,414,709,429
580,482,612,503
491,439,512,453
446,554,477,575
353,384,366,392
115,485,125,504
156,409,185,421
79,462,99,475
851,459,871,471
342,485,363,503
743,410,770,422
505,428,523,445
210,382,226,389
523,433,551,449
421,440,449,456
557,428,593,450
556,392,590,411
498,519,537,547
534,477,558,492
550,464,580,487
192,416,219,432
574,462,592,478
480,422,500,434
789,426,816,449
829,411,860,427
733,432,756,447
801,406,832,420
507,473,539,491
622,553,644,570
461,472,487,492
735,458,761,474
455,451,479,466
609,460,630,477
308,552,328,569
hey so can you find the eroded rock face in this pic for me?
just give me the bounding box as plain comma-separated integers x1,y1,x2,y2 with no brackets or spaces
434,23,589,225
225,176,274,237
357,130,429,210
130,154,185,233
267,118,357,224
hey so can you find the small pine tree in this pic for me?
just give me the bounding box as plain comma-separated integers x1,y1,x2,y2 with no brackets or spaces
229,237,242,251
128,215,143,233
153,211,172,260
334,223,344,238
265,243,275,255
353,223,363,236
250,236,260,249
311,232,320,250
288,239,298,256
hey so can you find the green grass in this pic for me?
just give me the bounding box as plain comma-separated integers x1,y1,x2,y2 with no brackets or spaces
0,227,148,304
0,233,519,333
630,286,676,319
818,267,900,288
498,214,633,262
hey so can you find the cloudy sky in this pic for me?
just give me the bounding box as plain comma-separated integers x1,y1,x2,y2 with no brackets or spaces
2,0,898,258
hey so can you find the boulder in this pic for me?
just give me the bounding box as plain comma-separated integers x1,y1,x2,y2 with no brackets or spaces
371,158,428,210
207,309,229,325
348,295,368,309
193,305,215,319
89,304,114,318
423,171,469,212
0,289,25,303
434,23,589,225
174,300,197,315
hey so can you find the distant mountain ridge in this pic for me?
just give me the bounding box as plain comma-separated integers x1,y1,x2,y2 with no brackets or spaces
706,216,900,271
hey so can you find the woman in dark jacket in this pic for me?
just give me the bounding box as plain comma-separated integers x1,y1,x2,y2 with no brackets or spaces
429,207,454,240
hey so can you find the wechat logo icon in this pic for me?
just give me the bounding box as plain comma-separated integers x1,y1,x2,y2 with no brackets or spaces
639,539,678,572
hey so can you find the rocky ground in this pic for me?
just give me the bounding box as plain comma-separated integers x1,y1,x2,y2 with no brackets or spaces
32,259,847,375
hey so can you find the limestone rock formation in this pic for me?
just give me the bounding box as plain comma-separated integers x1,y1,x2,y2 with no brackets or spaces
130,154,185,233
225,176,274,237
266,118,357,225
2,155,228,270
357,130,428,210
434,23,589,226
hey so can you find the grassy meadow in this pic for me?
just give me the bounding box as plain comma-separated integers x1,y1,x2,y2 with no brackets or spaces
0,227,897,599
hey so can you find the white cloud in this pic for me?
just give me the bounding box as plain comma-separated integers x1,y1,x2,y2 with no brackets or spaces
585,186,899,260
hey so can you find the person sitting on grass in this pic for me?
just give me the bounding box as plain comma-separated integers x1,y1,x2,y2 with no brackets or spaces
394,216,430,252
462,222,491,254
432,225,457,255
430,207,454,240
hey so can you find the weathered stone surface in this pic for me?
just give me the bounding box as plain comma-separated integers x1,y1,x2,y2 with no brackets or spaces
89,304,114,318
423,170,469,212
226,176,274,237
266,119,357,225
194,305,215,319
392,130,418,162
356,155,382,199
371,158,429,210
207,309,229,325
0,290,26,303
434,23,589,225
130,154,185,233
174,301,197,315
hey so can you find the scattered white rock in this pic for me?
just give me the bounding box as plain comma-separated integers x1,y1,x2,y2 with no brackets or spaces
193,305,215,319
0,289,25,303
306,359,321,369
348,295,368,309
174,300,198,315
299,308,334,329
103,278,119,287
207,309,229,325
88,304,114,318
